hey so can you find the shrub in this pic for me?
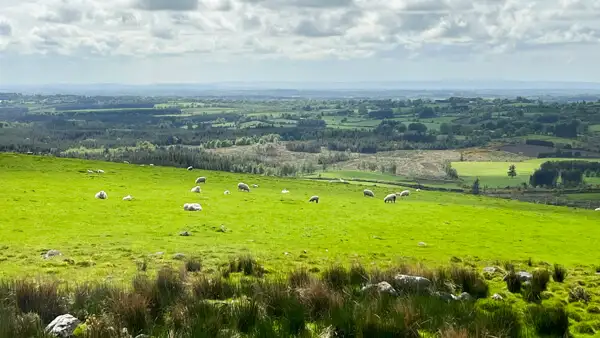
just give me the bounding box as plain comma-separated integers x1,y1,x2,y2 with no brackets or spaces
296,280,342,321
450,267,489,299
527,303,569,336
504,271,522,293
185,258,202,273
14,280,65,323
192,275,236,300
287,269,312,288
321,265,350,290
70,283,115,319
569,286,592,303
108,291,150,335
170,301,228,338
232,300,262,334
532,269,550,292
475,300,523,338
229,255,264,277
552,264,567,283
349,263,369,286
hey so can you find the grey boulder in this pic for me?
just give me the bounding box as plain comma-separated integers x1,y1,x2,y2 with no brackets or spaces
45,314,80,338
361,281,397,296
393,274,432,292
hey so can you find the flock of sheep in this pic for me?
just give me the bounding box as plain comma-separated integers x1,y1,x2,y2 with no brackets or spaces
91,166,418,211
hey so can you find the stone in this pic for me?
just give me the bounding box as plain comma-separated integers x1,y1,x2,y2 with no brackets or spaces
173,253,186,260
418,242,427,247
492,293,504,301
361,281,397,296
393,274,432,292
179,231,191,237
435,291,458,302
458,292,473,301
45,314,80,338
43,250,62,260
517,271,532,282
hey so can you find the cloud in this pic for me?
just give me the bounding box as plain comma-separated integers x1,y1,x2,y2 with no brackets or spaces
0,0,599,63
135,0,199,11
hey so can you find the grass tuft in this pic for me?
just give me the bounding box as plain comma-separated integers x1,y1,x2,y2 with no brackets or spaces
552,264,567,283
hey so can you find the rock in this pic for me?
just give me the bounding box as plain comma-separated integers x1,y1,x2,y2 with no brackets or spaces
418,242,427,247
459,292,473,301
483,267,497,274
393,274,432,292
173,253,186,260
361,281,397,296
179,231,191,237
492,293,504,301
45,314,80,338
43,250,62,259
303,250,308,254
435,291,458,302
517,271,532,282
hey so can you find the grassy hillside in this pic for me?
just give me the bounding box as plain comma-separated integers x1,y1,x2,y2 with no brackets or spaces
452,158,600,188
1,154,599,282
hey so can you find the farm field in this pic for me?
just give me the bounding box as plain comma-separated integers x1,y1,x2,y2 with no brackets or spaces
1,154,600,283
452,158,600,188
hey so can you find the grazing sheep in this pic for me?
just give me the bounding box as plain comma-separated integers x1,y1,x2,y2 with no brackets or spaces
87,170,94,173
97,169,105,174
416,189,421,192
309,196,319,203
95,191,108,200
363,189,375,197
183,203,202,211
282,189,290,194
384,193,396,203
123,161,130,164
398,190,410,197
149,164,154,166
123,195,133,201
596,207,600,211
195,177,207,184
252,184,259,188
187,166,193,171
191,186,201,193
238,183,250,192
224,190,231,195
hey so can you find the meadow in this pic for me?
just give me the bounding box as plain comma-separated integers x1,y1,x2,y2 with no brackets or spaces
452,158,600,188
1,153,600,283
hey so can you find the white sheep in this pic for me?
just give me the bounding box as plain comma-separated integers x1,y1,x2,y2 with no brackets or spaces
123,195,133,201
95,191,108,199
309,196,319,203
191,186,201,193
238,182,250,192
97,169,105,174
281,189,290,194
596,207,600,211
384,193,396,203
87,170,94,173
398,190,410,197
183,203,202,211
195,177,207,184
416,189,421,192
123,161,130,164
224,190,231,195
363,189,375,197
252,184,259,188
149,164,154,166
187,166,193,171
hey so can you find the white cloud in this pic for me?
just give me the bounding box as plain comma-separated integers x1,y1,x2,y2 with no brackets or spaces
0,0,600,83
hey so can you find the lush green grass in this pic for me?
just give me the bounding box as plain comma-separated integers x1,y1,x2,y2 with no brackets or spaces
589,124,600,132
1,154,599,282
452,158,600,188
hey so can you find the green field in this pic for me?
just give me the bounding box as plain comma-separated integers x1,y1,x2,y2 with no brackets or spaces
590,124,600,132
311,170,462,189
1,154,599,283
452,158,600,188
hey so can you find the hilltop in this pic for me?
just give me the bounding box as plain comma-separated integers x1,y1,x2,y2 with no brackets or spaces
0,153,598,282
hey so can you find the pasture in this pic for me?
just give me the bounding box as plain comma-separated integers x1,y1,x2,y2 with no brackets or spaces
452,158,600,188
1,154,599,282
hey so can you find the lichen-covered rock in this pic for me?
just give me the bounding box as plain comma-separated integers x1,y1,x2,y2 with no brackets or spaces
393,274,432,293
45,314,80,338
361,281,397,296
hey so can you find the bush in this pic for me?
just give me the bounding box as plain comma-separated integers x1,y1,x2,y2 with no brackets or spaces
14,280,65,323
185,258,202,273
450,267,489,299
569,286,592,303
192,275,236,300
296,280,342,321
552,264,567,283
321,265,351,291
287,269,312,288
475,300,523,338
70,283,115,319
349,263,369,286
504,271,522,293
527,303,569,336
229,255,264,277
232,300,262,334
532,269,550,292
108,291,151,335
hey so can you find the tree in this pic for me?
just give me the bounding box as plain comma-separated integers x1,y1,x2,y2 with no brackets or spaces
471,178,480,195
508,164,517,178
408,122,428,133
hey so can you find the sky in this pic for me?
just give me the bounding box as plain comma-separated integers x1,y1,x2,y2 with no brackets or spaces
0,0,599,85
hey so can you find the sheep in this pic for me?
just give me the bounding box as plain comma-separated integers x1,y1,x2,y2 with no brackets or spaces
416,189,421,192
384,193,396,203
224,190,231,195
191,186,201,193
123,161,130,164
123,195,133,201
596,207,600,211
363,189,375,197
309,196,319,203
97,169,105,174
187,166,193,171
95,191,108,200
238,183,250,192
87,170,94,173
281,189,290,194
252,184,259,188
183,203,202,211
149,164,154,166
398,190,410,197
195,177,207,184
